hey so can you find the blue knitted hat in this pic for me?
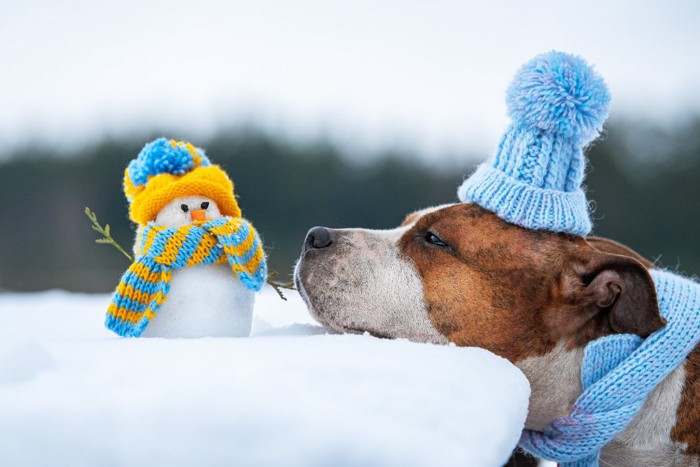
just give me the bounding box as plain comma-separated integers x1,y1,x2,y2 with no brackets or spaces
458,51,611,236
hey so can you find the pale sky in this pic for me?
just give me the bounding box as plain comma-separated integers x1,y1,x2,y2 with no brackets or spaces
1,0,699,162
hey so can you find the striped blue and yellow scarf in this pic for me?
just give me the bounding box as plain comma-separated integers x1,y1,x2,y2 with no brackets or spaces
105,217,267,337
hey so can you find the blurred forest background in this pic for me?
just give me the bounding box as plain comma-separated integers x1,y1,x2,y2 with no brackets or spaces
0,117,699,292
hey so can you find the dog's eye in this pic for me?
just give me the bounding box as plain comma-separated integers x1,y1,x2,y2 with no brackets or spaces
426,231,448,247
201,201,209,210
180,204,189,213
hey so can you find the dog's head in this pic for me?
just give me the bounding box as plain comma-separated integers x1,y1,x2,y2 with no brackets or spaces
294,203,666,362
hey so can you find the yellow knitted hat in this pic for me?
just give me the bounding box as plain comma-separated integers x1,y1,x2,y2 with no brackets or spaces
124,138,241,225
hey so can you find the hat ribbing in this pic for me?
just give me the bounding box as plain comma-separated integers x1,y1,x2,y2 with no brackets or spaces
458,51,611,236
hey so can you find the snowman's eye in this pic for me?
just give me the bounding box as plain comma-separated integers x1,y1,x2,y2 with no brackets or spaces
201,201,209,210
180,204,189,213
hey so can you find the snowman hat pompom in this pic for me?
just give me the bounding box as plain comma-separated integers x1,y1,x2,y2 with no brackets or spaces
124,138,241,225
458,51,611,236
127,138,211,186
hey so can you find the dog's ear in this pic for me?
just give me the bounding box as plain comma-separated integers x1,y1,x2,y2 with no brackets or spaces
581,253,665,337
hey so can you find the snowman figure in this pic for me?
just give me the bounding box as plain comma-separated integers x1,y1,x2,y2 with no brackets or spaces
105,138,267,338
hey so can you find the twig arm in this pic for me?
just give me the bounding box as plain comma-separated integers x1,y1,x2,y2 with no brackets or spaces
266,270,296,301
85,207,133,262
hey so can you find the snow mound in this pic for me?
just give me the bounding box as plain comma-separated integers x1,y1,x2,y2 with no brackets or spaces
0,288,530,467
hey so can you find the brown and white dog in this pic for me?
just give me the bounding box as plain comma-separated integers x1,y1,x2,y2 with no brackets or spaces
294,203,699,466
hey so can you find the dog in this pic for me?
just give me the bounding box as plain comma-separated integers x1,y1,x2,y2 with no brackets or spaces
294,202,699,466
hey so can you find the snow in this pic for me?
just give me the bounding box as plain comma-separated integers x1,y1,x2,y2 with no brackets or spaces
0,287,530,467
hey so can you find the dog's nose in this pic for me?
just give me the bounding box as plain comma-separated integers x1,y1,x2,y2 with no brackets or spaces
305,226,333,250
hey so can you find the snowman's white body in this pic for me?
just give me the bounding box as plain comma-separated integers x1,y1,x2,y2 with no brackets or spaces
140,263,255,338
138,195,256,338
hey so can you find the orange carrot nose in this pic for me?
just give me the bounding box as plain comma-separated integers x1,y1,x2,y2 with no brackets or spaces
190,209,207,221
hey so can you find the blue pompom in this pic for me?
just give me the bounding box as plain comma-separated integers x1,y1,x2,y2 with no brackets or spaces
127,138,207,186
506,51,611,143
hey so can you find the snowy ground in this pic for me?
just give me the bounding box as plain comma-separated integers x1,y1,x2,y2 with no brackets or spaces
0,287,531,467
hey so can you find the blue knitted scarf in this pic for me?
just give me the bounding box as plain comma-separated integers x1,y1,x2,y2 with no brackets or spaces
519,269,700,466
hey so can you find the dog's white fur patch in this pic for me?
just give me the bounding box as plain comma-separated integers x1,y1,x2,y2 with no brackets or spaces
515,343,584,431
295,208,448,344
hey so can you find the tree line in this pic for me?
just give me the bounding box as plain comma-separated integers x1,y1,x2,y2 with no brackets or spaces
1,119,698,292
